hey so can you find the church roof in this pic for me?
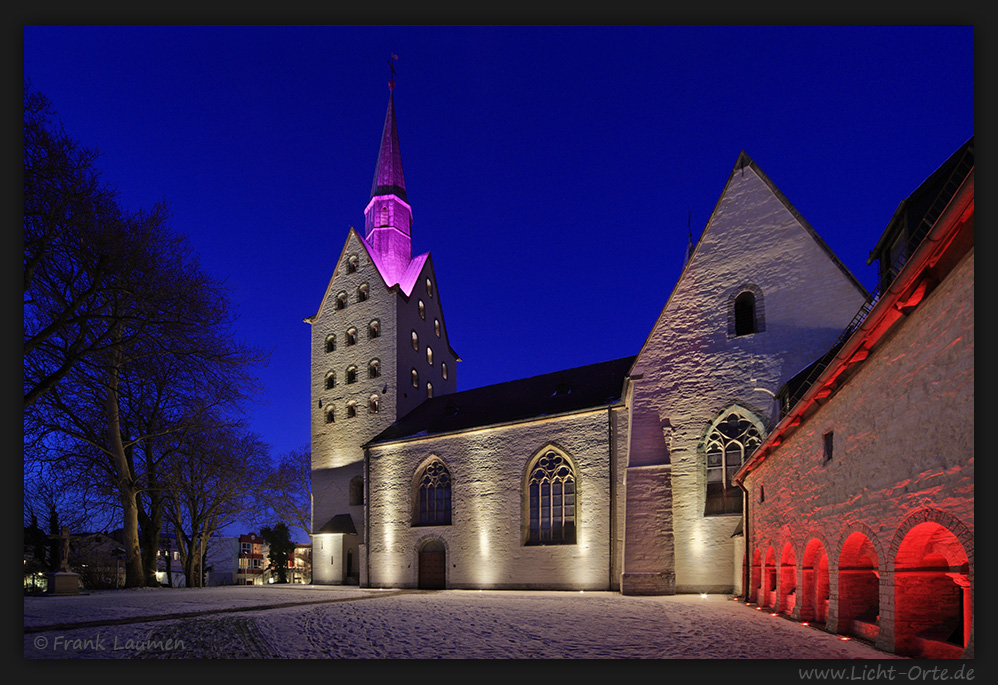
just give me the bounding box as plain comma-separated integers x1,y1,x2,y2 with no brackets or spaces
369,87,407,203
367,356,636,446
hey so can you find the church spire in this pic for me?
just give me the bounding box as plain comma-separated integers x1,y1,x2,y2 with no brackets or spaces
364,60,413,285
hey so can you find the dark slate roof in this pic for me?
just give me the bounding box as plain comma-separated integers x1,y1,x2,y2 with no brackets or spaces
370,89,407,202
314,514,358,536
367,356,636,445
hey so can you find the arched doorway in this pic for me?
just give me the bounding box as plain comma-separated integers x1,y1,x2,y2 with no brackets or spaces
838,532,880,640
894,522,970,658
417,539,446,590
801,539,829,624
779,543,797,615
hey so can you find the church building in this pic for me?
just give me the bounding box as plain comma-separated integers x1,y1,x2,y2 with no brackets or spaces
306,80,973,657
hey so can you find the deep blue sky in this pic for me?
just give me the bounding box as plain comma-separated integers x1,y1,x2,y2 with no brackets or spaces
24,26,974,462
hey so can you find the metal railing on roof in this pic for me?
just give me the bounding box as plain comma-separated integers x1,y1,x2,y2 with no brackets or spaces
770,147,973,432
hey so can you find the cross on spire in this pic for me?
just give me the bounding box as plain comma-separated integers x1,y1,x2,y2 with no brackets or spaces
387,53,399,90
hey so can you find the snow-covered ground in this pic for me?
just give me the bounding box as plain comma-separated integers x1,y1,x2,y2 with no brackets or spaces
25,584,903,659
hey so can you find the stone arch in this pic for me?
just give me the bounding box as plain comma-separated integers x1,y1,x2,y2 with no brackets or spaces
837,525,883,641
888,508,973,659
762,543,777,609
750,545,764,604
801,535,831,625
778,540,799,616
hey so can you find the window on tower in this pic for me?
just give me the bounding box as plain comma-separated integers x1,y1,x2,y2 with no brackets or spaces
411,331,419,350
434,319,441,337
426,382,433,398
369,394,380,414
335,292,347,310
368,359,380,379
368,320,380,339
379,205,389,227
418,300,425,319
357,282,369,302
346,254,358,273
442,362,448,380
426,278,433,297
426,347,433,365
325,334,336,353
325,407,335,424
346,401,357,418
346,365,358,384
346,328,357,346
324,371,335,390
411,369,419,388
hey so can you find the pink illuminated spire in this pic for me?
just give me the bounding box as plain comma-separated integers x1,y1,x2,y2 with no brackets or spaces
364,64,414,287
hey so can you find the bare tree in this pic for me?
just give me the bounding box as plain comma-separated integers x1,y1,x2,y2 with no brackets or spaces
253,446,312,543
163,419,269,587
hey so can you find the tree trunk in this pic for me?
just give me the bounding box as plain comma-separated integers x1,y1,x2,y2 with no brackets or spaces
104,339,145,588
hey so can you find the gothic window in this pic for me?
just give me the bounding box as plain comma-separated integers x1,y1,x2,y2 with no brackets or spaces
434,319,441,337
346,365,358,384
426,382,433,398
426,278,433,297
325,334,336,353
357,282,369,302
526,450,577,545
727,284,765,337
414,459,451,526
335,291,347,310
703,407,764,516
441,362,448,380
368,359,380,379
346,254,358,273
411,368,419,388
411,330,419,351
369,394,380,414
346,327,357,346
349,476,364,506
346,401,357,418
325,406,335,424
368,319,380,339
324,371,335,390
426,347,433,365
418,300,425,319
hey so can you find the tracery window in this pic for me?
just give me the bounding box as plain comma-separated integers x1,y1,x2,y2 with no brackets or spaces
526,450,577,545
414,459,452,526
703,408,764,515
